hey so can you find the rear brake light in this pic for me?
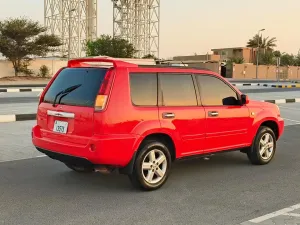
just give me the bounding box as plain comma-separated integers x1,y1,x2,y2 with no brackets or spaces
95,95,108,111
94,69,115,111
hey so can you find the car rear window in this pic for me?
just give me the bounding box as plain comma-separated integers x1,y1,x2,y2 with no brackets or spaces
43,67,107,107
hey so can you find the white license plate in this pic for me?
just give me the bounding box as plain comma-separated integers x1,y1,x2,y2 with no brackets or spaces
53,120,68,134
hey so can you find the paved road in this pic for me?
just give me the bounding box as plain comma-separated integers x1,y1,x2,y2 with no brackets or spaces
1,125,300,225
0,97,38,104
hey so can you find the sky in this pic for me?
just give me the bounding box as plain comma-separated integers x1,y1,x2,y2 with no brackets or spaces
0,0,299,58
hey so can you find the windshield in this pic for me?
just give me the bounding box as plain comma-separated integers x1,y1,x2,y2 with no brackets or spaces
43,67,107,107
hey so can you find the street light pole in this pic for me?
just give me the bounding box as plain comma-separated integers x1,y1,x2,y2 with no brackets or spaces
68,8,76,60
256,28,265,79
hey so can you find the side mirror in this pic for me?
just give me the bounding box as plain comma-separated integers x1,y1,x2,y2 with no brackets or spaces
241,94,249,105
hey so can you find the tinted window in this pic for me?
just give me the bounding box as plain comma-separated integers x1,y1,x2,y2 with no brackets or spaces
44,68,107,107
196,75,238,106
159,74,197,106
130,73,157,106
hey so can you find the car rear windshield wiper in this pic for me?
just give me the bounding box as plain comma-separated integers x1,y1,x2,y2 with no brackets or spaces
52,84,82,107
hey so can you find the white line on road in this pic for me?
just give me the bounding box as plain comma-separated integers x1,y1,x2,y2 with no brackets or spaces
0,155,47,163
282,117,300,123
283,212,300,217
279,106,300,111
248,203,300,223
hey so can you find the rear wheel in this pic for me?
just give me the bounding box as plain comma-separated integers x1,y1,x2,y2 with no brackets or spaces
65,163,94,173
247,126,276,165
128,140,172,191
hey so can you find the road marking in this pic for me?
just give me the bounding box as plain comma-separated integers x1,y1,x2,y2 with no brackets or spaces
283,212,300,217
282,118,300,123
249,203,300,223
279,106,300,111
0,155,47,163
285,123,300,126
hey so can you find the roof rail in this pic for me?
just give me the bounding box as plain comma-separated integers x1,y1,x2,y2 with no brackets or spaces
138,64,213,72
67,57,139,68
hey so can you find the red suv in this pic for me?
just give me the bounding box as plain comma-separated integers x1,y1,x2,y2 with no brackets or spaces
32,57,284,191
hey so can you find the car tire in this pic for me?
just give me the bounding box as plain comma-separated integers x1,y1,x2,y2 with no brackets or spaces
128,140,172,191
247,126,277,165
65,163,94,173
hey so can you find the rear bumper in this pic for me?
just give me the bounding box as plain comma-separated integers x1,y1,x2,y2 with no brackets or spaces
32,125,138,167
36,147,93,166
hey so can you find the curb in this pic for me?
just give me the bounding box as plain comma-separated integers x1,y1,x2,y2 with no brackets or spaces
0,114,36,123
262,98,300,104
233,83,300,88
0,88,44,93
270,84,300,88
0,84,48,88
232,83,255,86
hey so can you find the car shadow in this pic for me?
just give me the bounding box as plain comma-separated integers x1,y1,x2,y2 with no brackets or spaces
45,151,252,192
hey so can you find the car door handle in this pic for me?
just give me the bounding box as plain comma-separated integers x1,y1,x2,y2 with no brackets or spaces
208,111,219,117
162,112,175,119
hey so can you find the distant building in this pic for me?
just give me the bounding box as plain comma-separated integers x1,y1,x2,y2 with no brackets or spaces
211,47,256,63
173,54,220,62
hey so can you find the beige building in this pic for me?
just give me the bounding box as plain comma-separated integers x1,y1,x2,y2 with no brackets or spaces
173,54,220,62
211,47,256,63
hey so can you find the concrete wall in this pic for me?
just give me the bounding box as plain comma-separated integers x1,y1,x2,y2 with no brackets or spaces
231,63,300,80
0,57,157,78
0,59,68,78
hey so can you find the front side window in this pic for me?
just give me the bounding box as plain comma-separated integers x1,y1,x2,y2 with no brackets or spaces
159,74,197,106
196,75,239,106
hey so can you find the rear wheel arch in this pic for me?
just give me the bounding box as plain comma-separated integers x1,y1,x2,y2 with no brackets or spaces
137,133,176,161
119,132,177,175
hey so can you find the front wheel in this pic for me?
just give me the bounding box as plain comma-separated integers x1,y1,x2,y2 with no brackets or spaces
128,140,172,191
247,126,276,165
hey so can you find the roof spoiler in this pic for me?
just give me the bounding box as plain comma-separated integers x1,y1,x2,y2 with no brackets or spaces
67,56,156,68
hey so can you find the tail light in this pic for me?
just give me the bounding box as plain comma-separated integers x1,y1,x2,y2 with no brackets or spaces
94,68,115,112
95,95,108,111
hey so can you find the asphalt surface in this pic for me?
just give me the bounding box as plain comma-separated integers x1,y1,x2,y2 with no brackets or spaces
0,96,38,104
1,125,300,225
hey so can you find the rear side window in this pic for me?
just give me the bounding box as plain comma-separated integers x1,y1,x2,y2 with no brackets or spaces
129,73,157,106
159,74,197,106
43,68,107,107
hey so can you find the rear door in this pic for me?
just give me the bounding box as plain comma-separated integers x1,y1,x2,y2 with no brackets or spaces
158,73,206,157
38,67,108,145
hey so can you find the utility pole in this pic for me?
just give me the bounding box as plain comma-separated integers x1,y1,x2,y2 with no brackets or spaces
256,28,265,79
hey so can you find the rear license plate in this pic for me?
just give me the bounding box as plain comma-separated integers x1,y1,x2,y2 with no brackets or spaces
53,120,68,134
